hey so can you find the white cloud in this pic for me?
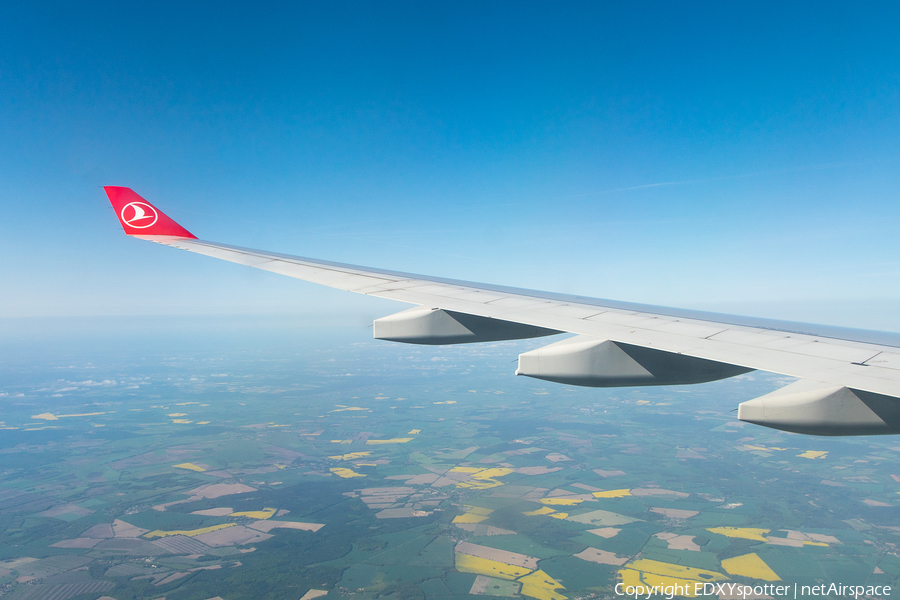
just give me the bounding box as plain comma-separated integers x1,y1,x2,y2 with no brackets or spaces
71,379,117,387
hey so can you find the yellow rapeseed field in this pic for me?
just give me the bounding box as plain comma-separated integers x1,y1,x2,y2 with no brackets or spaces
518,569,567,600
453,506,493,523
329,467,366,478
172,463,206,472
455,553,532,580
721,553,780,581
593,489,632,498
474,468,514,478
796,450,828,459
540,498,583,506
619,569,701,598
524,507,557,516
618,559,728,598
706,527,770,541
366,438,414,444
327,451,372,460
230,507,277,520
624,559,727,581
451,466,513,490
453,513,489,523
144,523,234,538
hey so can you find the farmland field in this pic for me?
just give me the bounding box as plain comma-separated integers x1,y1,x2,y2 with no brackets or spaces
1,317,899,599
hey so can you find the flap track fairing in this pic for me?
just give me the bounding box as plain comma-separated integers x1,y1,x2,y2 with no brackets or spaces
374,306,561,345
516,335,752,387
738,379,900,435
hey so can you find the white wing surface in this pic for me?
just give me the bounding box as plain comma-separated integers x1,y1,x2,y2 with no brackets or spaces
105,187,900,436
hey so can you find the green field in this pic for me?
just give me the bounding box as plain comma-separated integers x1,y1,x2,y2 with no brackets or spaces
1,328,899,599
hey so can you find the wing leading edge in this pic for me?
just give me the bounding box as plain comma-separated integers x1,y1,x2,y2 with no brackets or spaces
104,187,900,436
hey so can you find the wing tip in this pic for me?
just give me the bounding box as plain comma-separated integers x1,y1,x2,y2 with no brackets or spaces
104,186,197,239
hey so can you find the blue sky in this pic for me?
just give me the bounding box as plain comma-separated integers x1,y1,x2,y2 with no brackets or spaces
2,1,899,330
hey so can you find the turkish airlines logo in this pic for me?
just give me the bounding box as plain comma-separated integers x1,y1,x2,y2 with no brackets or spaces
121,201,158,229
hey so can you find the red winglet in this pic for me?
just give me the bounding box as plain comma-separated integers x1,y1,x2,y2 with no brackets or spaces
104,186,197,239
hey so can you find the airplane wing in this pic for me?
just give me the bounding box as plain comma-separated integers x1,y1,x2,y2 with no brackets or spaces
105,186,900,436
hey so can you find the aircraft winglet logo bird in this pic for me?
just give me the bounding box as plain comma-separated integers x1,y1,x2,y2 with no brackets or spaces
120,201,159,229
